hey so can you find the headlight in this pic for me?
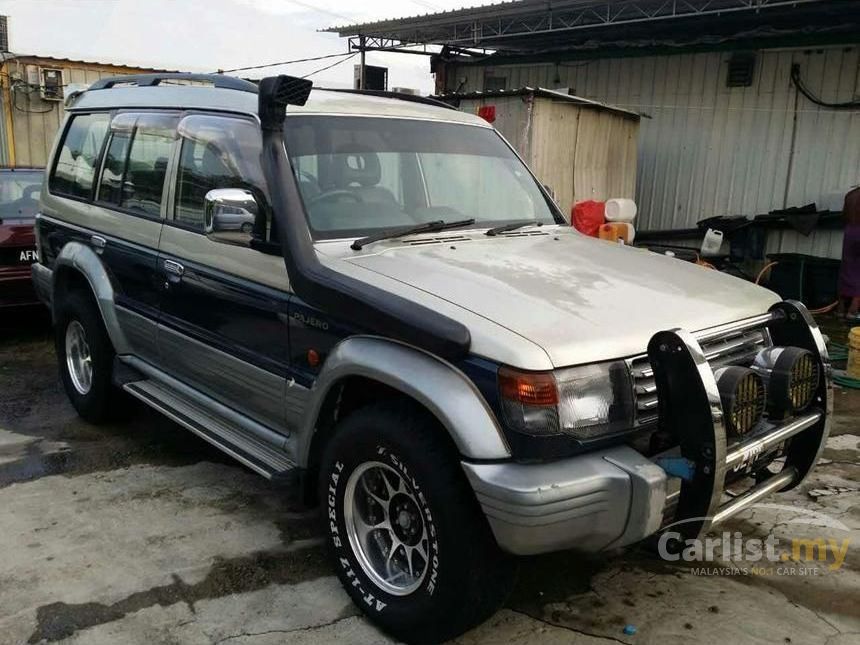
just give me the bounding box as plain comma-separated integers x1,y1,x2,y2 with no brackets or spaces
713,366,765,436
498,361,634,440
751,346,819,418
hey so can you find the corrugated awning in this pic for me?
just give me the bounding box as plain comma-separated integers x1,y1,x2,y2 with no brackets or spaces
326,0,857,55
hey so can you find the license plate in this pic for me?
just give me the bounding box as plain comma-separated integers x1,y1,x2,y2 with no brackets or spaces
0,247,37,266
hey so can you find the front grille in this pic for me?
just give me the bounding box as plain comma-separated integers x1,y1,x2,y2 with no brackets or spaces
628,326,771,427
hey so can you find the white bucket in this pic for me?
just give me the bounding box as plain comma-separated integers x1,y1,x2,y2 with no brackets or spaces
604,198,637,222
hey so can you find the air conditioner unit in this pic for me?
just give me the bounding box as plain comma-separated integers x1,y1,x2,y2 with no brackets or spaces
40,68,64,101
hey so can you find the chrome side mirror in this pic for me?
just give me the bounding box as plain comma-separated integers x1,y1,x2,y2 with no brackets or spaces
203,188,258,246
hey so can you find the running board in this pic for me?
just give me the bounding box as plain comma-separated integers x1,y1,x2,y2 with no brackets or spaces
123,379,297,482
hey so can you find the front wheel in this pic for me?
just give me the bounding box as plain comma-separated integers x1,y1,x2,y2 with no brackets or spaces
319,402,517,644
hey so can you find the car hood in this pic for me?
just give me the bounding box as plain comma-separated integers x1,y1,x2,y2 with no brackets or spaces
341,228,780,367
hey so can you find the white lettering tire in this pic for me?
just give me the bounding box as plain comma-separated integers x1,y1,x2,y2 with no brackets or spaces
319,401,516,644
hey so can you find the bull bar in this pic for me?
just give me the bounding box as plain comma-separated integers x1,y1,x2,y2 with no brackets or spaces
649,300,832,539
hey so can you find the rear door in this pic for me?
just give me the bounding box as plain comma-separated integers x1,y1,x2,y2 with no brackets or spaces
92,112,178,363
41,111,172,362
156,113,292,432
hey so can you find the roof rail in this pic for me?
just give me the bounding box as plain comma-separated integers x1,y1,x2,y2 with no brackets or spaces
89,73,259,93
319,87,456,111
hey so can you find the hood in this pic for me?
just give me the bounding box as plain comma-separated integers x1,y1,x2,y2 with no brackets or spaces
341,228,780,367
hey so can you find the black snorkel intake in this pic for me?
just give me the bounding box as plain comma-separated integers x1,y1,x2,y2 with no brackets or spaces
256,75,472,361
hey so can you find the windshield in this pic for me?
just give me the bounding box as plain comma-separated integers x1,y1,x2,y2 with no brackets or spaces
283,116,559,240
0,170,43,222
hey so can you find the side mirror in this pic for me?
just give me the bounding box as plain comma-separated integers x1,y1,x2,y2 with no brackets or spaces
542,184,556,201
203,188,258,246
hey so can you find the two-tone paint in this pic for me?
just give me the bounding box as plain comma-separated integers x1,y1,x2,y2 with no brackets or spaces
31,79,832,559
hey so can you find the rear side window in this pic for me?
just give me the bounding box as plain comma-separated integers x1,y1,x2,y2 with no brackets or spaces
97,113,178,218
97,114,134,205
174,114,269,231
50,113,110,199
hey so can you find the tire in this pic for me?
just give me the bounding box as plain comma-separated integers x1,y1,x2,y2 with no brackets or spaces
319,401,517,644
54,289,119,424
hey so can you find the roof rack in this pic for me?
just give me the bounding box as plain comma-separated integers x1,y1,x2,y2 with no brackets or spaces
319,87,456,111
89,73,259,93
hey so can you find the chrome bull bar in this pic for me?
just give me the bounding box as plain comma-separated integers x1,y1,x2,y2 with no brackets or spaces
648,300,832,539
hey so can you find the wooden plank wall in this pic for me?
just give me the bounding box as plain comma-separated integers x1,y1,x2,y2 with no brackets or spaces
528,97,638,216
458,94,639,218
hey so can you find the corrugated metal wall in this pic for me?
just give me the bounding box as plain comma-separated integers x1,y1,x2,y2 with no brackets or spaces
445,46,860,258
0,58,155,168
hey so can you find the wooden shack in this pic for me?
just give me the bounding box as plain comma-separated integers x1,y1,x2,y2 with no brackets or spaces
441,87,640,217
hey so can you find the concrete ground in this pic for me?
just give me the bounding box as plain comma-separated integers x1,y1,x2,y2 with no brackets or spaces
1,314,858,645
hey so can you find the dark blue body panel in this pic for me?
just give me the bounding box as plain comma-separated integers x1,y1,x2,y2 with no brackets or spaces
38,217,162,320
158,253,291,377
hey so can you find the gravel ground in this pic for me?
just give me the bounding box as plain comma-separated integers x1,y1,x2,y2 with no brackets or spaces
1,315,858,645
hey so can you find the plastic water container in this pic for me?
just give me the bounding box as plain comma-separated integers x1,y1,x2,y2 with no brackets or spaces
848,327,860,380
700,228,724,256
604,198,637,222
598,222,635,244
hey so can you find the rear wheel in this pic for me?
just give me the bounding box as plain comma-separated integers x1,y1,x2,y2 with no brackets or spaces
54,290,119,423
319,401,517,644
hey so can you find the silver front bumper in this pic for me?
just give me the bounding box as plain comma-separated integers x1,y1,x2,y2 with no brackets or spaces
462,446,668,556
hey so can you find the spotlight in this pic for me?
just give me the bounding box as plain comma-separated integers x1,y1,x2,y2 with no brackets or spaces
751,346,819,418
713,366,766,436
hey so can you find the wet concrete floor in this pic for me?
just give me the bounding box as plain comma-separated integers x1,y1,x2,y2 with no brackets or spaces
1,315,858,644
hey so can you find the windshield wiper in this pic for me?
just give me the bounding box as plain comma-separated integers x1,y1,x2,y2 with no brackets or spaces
351,218,476,251
485,220,543,236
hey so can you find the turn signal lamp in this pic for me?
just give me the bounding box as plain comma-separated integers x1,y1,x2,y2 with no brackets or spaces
498,362,634,439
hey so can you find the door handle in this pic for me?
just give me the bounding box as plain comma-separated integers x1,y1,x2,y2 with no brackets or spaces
163,259,184,277
90,235,106,253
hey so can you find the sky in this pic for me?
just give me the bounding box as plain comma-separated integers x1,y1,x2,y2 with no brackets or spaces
0,0,499,94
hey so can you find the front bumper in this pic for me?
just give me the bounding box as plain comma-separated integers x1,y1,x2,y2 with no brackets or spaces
462,446,667,555
465,301,832,556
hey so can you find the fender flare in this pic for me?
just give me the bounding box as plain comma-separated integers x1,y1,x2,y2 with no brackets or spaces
297,336,511,463
52,241,131,354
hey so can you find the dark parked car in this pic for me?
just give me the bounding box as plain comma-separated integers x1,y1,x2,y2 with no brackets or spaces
0,167,44,310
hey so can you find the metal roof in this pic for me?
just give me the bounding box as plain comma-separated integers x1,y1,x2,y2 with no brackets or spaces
436,86,640,120
326,0,858,56
69,83,489,126
0,52,175,72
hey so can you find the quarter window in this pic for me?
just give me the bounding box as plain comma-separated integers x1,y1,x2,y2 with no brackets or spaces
50,112,110,199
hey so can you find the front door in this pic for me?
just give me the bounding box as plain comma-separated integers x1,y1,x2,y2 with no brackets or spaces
156,113,291,432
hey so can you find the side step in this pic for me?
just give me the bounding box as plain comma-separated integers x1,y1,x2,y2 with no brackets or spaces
124,379,296,482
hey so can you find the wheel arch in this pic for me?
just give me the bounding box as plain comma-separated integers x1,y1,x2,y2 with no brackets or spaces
52,241,130,354
298,336,510,481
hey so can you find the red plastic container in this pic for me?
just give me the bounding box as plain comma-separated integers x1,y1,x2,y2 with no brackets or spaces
571,200,605,237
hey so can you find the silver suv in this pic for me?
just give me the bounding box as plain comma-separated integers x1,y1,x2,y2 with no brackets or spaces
32,73,831,643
